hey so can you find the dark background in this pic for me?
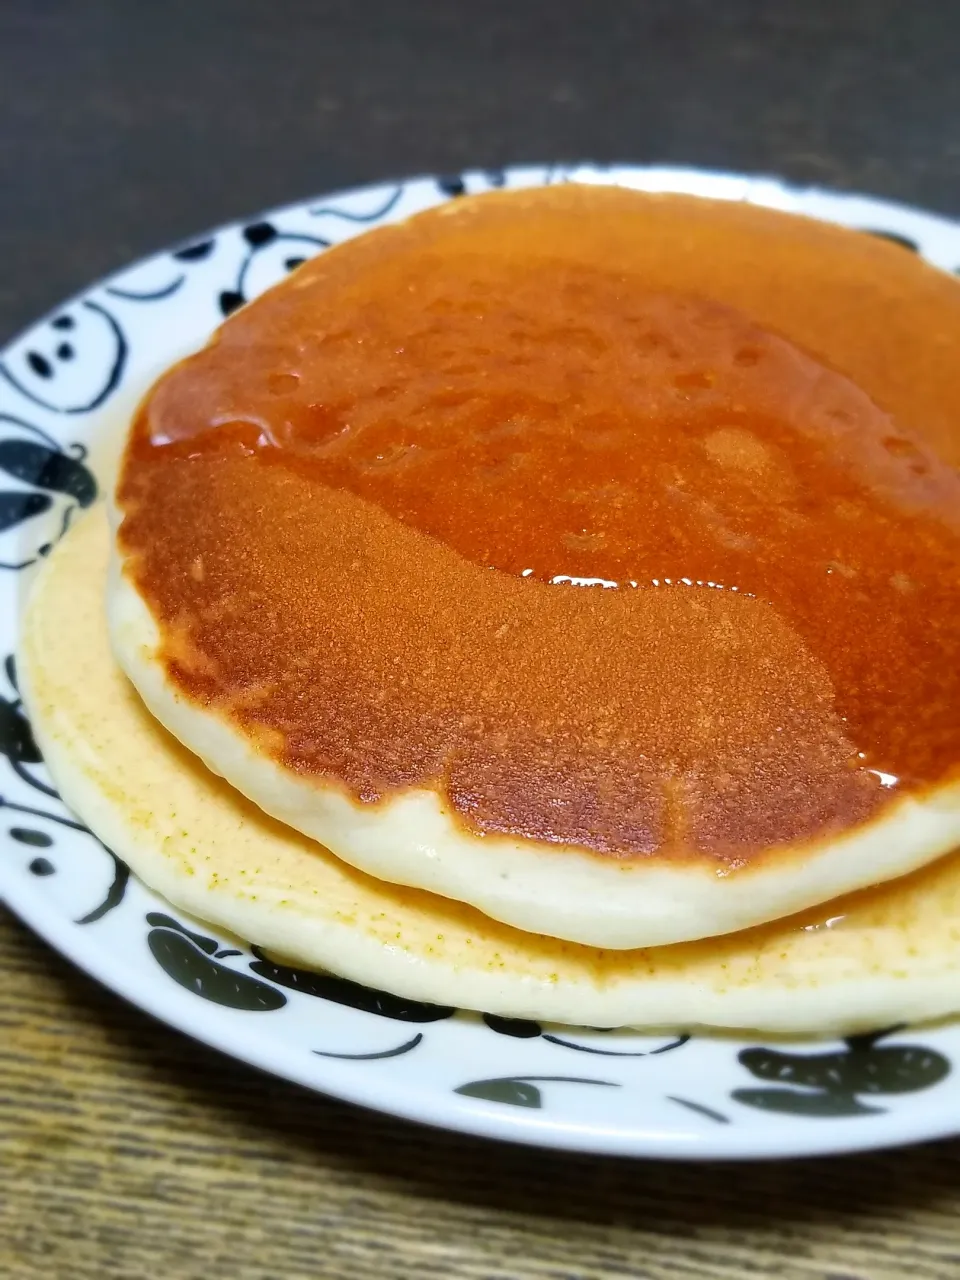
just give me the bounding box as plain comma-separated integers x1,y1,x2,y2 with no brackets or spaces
1,0,958,346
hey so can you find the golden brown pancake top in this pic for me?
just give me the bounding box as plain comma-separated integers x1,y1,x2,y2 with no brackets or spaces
116,186,960,863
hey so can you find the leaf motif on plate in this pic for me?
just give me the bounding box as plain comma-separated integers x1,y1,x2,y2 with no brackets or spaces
542,1031,690,1057
457,1078,543,1108
249,947,454,1021
172,238,215,262
0,671,58,795
146,911,219,954
481,1017,691,1057
666,1096,730,1124
75,848,130,924
731,1088,882,1117
0,687,44,766
733,1027,950,1118
147,916,286,1011
313,1032,424,1061
454,1075,619,1109
0,420,98,571
0,490,52,534
482,1013,543,1038
0,440,97,506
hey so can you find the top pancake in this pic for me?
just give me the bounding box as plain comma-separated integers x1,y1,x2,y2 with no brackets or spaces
110,184,960,948
23,504,960,1035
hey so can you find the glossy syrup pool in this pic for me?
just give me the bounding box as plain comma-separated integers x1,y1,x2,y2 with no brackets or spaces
133,253,960,795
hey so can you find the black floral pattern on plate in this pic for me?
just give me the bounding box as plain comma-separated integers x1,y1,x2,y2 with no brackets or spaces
666,1096,730,1124
150,931,437,1058
733,1027,950,1117
482,1013,689,1057
1,654,57,798
249,947,454,1022
146,914,287,1011
1,653,129,918
455,1075,619,1109
312,1032,425,1061
0,415,97,570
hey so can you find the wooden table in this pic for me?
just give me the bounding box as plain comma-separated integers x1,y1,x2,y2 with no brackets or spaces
4,908,960,1279
4,2,960,1275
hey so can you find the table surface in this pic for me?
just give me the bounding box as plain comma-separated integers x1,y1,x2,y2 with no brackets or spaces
2,2,960,1277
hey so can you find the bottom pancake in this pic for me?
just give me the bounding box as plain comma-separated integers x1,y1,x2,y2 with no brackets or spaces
19,506,960,1034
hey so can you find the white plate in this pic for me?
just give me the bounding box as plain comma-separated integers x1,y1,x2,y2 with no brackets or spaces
2,164,960,1161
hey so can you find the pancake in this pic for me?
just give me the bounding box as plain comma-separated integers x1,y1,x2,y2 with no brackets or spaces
21,506,960,1034
109,184,960,949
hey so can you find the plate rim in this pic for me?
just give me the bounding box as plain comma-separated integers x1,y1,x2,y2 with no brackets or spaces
7,868,960,1161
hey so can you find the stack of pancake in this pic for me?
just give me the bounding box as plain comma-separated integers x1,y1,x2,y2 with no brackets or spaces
19,185,960,1034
